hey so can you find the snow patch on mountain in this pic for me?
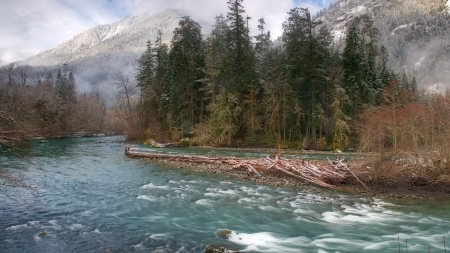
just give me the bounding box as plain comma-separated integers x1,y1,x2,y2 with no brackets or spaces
447,0,450,13
317,0,387,42
426,83,448,94
390,23,415,36
21,9,211,103
23,9,191,67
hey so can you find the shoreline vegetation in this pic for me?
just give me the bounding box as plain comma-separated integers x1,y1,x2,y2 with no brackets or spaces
124,146,450,201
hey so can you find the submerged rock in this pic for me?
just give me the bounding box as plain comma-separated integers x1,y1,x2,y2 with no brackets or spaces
216,229,232,239
203,244,239,253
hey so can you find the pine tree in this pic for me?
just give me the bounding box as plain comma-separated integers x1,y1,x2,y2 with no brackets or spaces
136,40,155,103
203,15,230,105
283,7,331,147
254,17,271,82
67,72,76,104
135,40,156,129
167,16,206,136
342,22,365,116
226,0,250,95
55,69,63,104
152,30,169,128
226,0,259,138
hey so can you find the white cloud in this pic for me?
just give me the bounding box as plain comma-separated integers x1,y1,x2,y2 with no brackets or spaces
0,0,122,65
0,0,337,66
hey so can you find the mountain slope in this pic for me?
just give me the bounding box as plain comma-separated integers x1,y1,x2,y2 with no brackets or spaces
23,9,211,100
26,9,186,67
316,0,450,90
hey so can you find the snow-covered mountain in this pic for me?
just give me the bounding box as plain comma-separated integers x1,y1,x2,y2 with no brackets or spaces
22,9,211,100
316,0,450,92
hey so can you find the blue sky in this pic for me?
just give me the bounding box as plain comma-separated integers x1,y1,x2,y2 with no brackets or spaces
0,0,337,65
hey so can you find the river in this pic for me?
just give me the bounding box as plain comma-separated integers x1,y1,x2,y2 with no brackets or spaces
0,136,449,253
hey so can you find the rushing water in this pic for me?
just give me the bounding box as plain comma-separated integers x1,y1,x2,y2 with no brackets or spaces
1,136,449,253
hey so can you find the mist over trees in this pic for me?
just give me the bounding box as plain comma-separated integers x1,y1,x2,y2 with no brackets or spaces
2,0,449,153
0,63,124,147
318,0,450,89
133,0,443,150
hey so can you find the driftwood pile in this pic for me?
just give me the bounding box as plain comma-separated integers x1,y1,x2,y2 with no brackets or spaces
125,146,367,190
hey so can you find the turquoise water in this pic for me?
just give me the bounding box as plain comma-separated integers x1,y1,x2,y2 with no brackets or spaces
0,136,449,253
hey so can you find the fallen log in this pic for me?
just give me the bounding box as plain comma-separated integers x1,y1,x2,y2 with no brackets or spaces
124,146,363,191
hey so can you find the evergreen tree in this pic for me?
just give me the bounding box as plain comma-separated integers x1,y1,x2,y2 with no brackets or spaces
226,0,259,138
203,15,230,105
67,72,76,104
226,0,250,95
342,22,365,116
135,39,156,131
167,16,206,136
254,17,271,82
55,69,63,103
283,7,332,147
136,40,154,91
152,30,169,129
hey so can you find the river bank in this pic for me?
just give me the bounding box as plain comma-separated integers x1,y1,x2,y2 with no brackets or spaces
125,147,450,201
3,136,450,253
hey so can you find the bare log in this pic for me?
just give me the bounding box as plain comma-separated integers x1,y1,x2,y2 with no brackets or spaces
124,146,358,190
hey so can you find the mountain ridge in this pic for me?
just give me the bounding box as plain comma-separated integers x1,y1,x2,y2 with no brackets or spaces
25,9,189,67
18,1,450,99
21,9,211,100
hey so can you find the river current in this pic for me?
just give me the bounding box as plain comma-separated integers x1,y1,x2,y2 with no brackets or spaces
1,136,449,253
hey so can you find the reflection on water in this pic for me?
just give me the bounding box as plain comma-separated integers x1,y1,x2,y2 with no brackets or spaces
0,136,449,253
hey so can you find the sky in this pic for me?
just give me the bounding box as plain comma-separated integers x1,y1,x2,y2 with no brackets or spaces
0,0,337,66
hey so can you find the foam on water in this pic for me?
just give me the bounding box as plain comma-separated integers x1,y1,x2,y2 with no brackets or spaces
149,233,171,240
130,243,146,251
140,182,170,190
7,221,41,231
3,137,450,253
195,199,215,207
137,195,158,202
224,230,312,253
237,197,259,204
258,205,278,212
80,210,93,216
312,237,369,251
206,188,237,195
363,241,393,250
69,224,84,230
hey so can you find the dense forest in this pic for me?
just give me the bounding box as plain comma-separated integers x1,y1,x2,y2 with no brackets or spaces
319,0,450,89
0,63,125,148
132,0,447,153
2,0,450,158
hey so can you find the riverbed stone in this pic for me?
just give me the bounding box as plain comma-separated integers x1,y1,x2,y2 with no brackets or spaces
203,244,239,253
216,229,232,239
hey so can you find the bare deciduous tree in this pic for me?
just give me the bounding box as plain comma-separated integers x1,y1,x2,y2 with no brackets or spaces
17,65,32,86
114,72,134,117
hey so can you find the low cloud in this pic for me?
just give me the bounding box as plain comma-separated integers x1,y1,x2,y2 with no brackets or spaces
1,0,337,65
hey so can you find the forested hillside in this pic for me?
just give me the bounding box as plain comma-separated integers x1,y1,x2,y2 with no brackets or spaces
317,0,450,90
132,0,417,149
2,0,450,156
18,9,210,101
127,0,450,169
